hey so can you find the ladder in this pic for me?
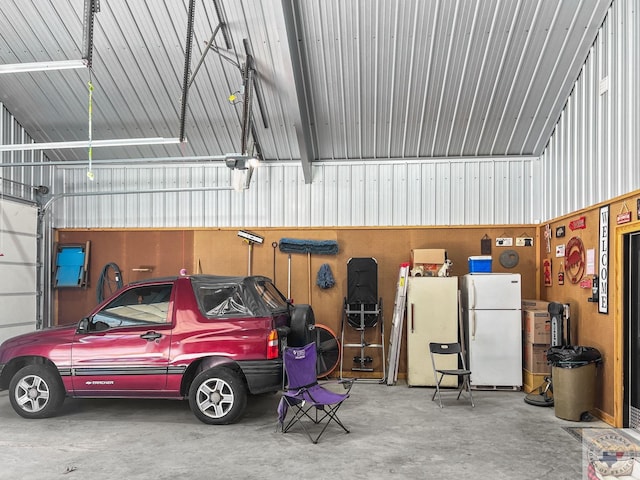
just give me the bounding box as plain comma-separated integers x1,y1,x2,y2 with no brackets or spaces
386,263,410,385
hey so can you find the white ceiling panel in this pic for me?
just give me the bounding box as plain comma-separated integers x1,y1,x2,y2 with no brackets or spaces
0,0,612,183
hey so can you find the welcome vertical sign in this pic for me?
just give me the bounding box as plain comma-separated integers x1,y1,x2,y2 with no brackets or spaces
599,205,609,314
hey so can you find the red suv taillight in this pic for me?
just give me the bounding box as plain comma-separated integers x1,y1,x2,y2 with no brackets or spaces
267,329,279,359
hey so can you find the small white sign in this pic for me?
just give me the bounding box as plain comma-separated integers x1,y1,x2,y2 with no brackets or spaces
516,237,533,247
556,244,565,257
495,237,513,247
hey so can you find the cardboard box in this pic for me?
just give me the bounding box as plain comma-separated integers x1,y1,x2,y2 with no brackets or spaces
411,249,446,276
411,249,446,265
523,342,551,374
523,309,551,344
522,299,550,311
523,369,550,394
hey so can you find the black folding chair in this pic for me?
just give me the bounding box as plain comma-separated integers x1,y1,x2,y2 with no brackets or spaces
429,342,474,408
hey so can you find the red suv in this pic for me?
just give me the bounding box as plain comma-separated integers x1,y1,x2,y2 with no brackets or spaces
0,275,314,424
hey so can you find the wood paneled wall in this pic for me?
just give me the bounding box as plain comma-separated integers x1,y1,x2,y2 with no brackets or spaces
56,225,538,378
538,189,640,426
55,230,194,324
53,189,640,427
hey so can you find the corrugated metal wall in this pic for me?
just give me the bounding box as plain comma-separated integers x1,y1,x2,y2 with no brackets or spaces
541,0,639,219
54,157,539,228
0,103,54,203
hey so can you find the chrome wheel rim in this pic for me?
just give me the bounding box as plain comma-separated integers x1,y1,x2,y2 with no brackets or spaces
15,374,50,413
196,378,234,419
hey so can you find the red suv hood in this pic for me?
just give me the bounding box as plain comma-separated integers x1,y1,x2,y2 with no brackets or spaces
0,324,77,362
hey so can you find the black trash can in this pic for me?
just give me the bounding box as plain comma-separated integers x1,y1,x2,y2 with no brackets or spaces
546,346,602,421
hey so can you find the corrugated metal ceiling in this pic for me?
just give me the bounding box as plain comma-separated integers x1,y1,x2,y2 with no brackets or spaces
0,0,612,183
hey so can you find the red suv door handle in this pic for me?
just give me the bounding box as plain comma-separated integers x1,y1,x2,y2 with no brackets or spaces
140,331,162,341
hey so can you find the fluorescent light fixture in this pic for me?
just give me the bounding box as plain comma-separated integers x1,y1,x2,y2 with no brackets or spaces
0,59,87,74
0,137,184,152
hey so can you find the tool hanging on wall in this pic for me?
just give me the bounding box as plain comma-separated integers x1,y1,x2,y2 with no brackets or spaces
238,230,264,276
278,238,338,305
96,262,123,303
271,241,278,284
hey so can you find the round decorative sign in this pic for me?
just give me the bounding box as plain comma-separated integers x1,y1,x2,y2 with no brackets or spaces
565,236,586,284
499,249,519,268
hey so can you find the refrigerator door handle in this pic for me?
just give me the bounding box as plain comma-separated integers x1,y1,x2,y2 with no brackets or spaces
469,279,476,309
411,303,415,333
471,310,476,340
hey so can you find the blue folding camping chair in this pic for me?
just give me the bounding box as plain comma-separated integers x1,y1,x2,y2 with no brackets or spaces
277,342,353,444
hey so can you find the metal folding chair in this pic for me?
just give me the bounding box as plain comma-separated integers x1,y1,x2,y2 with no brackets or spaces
429,342,475,408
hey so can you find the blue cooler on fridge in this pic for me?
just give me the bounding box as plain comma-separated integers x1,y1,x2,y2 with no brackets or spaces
468,255,492,273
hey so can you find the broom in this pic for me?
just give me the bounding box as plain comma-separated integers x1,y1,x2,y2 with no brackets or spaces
279,238,338,303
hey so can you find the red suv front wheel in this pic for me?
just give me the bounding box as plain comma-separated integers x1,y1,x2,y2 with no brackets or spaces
9,364,66,419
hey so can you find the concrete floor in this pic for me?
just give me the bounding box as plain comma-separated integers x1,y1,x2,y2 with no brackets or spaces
0,382,609,480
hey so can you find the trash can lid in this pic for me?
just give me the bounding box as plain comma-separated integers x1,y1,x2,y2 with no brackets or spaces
547,345,602,368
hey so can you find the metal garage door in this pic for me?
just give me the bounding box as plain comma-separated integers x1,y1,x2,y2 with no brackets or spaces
0,197,38,343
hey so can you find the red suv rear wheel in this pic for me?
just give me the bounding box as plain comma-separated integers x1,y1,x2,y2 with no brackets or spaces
188,367,247,425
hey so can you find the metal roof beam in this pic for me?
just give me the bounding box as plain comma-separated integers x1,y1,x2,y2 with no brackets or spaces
280,0,315,184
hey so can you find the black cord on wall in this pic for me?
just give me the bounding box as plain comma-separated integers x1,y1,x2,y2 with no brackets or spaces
96,262,123,304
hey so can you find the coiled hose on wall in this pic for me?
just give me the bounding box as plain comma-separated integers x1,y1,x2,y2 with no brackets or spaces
96,262,123,303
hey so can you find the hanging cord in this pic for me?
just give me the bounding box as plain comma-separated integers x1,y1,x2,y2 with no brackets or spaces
96,262,123,303
87,72,95,181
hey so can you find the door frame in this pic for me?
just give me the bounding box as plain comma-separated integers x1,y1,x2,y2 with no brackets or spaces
615,223,640,427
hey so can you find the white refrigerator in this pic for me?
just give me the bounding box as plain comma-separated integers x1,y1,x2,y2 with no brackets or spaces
406,276,459,387
460,273,522,388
